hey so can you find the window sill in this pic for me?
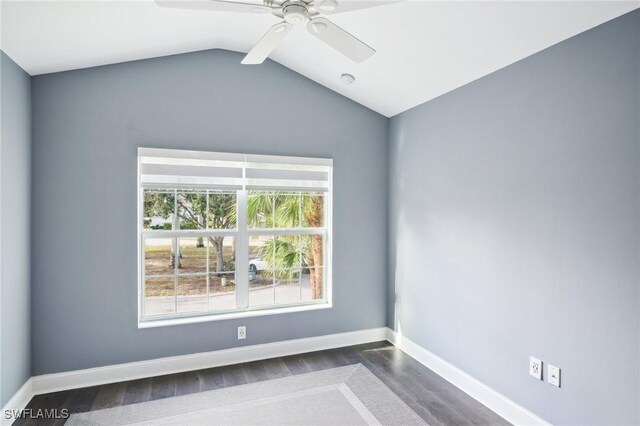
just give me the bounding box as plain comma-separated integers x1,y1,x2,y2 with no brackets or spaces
138,302,332,329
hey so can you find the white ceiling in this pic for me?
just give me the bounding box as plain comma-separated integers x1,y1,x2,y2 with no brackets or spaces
1,0,637,116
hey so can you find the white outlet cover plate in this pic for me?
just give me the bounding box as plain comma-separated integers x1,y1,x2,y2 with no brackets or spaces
529,356,542,380
548,364,561,387
238,326,246,340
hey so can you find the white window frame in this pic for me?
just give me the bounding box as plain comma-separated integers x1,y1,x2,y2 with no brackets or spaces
137,150,333,328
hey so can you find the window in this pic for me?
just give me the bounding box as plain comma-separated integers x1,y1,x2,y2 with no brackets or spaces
138,148,332,326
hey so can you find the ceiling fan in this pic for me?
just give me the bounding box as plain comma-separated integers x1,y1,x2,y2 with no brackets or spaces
155,0,381,64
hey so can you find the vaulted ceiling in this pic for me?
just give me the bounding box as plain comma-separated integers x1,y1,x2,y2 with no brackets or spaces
1,0,637,116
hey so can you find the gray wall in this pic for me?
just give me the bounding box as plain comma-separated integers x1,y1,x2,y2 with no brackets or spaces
0,51,31,406
388,10,640,425
31,49,388,375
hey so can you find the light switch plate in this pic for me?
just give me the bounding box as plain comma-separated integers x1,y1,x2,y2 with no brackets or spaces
548,364,560,387
529,356,542,380
237,326,246,340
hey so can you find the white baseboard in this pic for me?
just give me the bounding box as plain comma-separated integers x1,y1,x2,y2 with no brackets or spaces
386,328,550,426
1,378,33,426
31,327,388,396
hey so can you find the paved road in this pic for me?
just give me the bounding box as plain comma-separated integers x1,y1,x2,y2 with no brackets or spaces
145,274,312,316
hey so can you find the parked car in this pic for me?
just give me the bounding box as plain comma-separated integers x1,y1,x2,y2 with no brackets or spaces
249,258,268,273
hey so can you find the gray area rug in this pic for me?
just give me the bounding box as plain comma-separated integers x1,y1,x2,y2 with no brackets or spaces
67,364,427,425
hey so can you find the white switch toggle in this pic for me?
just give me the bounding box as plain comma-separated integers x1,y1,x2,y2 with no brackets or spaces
548,364,560,387
529,356,542,380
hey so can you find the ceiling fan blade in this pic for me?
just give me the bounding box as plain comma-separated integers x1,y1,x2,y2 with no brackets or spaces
155,0,272,14
315,0,402,15
306,17,375,63
241,22,293,65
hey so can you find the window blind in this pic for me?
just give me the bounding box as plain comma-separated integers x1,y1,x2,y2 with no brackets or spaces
139,148,332,191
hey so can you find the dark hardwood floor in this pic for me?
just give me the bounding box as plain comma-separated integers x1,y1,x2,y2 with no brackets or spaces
16,341,510,426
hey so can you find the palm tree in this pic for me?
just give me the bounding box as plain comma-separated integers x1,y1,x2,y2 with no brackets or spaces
248,192,324,299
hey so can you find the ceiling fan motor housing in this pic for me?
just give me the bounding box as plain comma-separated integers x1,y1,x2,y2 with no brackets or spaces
282,2,309,24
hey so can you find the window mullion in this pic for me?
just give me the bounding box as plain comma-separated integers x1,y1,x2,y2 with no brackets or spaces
206,190,210,311
173,189,178,314
299,192,302,301
236,189,249,309
271,236,276,305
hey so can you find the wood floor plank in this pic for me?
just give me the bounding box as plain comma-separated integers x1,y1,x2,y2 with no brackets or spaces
221,365,248,387
281,354,312,375
381,362,453,394
412,390,473,426
378,348,455,393
399,393,448,426
437,388,507,425
362,341,391,351
91,382,126,410
243,361,270,383
150,374,177,401
301,351,334,371
199,367,225,391
122,378,152,406
357,347,389,370
366,365,411,399
333,347,367,366
320,349,352,368
262,358,291,379
64,386,100,414
175,370,201,396
378,345,429,374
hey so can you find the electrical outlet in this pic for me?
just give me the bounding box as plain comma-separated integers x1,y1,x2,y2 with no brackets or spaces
237,326,246,340
529,356,542,380
548,364,560,387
